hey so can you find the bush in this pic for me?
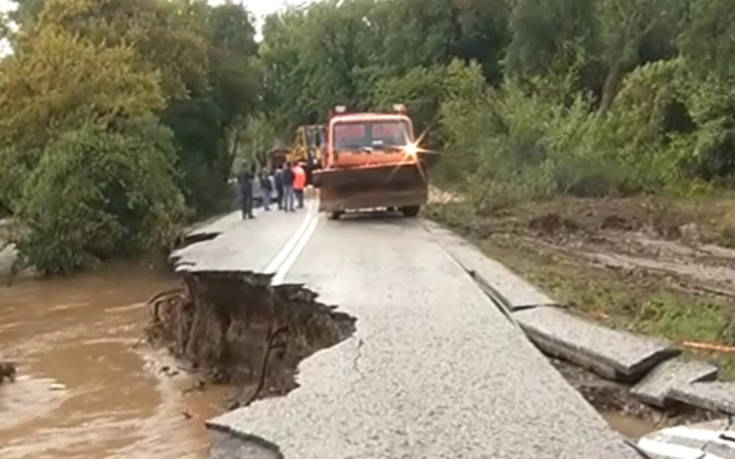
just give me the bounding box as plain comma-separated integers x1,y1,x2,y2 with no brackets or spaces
16,119,187,274
438,58,705,205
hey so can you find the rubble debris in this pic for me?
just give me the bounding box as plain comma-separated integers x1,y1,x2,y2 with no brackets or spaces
515,306,679,381
631,358,718,407
529,214,581,235
0,361,16,383
601,215,635,231
638,419,735,458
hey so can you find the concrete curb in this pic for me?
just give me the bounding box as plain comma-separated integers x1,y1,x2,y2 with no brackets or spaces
428,220,735,415
631,358,719,407
514,306,679,382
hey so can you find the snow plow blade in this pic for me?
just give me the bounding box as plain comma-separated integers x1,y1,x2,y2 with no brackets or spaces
313,163,428,212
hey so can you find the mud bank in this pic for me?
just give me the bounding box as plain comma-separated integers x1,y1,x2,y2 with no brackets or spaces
147,270,356,407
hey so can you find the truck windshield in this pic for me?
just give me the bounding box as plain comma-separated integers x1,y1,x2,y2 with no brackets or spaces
334,121,411,151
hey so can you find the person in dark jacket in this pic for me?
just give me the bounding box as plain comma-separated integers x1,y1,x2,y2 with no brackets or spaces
237,167,255,219
274,165,285,210
259,169,273,211
282,162,296,212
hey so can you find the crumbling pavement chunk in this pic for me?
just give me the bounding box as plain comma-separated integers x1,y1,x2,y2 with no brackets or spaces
514,306,679,381
671,381,735,415
631,357,718,407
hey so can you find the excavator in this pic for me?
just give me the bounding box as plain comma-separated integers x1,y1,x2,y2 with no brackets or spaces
288,124,326,182
312,105,434,220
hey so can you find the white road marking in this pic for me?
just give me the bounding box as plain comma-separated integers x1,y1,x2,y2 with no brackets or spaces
263,200,316,274
272,213,319,285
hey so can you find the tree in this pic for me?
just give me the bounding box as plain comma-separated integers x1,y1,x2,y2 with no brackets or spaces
679,0,735,178
235,113,278,171
9,0,46,26
505,0,600,80
596,0,688,112
450,0,511,84
0,28,164,211
259,0,468,134
28,0,210,100
162,1,261,213
680,0,735,83
17,120,186,274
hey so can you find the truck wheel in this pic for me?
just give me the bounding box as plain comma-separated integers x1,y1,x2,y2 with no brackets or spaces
401,206,420,217
329,211,343,220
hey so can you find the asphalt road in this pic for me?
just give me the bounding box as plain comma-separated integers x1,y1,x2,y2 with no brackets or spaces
176,199,638,459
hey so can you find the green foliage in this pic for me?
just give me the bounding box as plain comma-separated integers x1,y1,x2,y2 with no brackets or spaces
17,120,186,274
505,0,600,80
450,0,511,83
439,58,702,206
0,28,164,212
372,60,482,147
259,0,513,134
34,0,210,100
680,0,735,83
0,0,261,273
680,9,735,180
235,113,278,171
9,0,46,25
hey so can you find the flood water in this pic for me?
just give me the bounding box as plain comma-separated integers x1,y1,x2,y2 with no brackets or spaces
0,262,228,459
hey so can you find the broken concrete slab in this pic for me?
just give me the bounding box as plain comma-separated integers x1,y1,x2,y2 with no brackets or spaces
515,306,679,381
671,381,735,415
631,358,718,407
424,220,555,310
638,419,735,459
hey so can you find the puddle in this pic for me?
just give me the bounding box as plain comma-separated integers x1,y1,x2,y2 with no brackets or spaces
602,411,657,440
0,262,227,459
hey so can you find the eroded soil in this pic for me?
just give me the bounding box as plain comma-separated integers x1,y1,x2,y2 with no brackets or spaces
434,196,735,300
146,270,356,410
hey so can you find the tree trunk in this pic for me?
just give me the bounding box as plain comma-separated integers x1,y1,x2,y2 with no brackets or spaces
600,62,624,114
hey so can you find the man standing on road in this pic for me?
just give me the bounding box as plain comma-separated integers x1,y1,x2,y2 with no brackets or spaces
293,162,306,209
274,165,285,210
259,169,273,211
283,162,295,212
237,166,255,220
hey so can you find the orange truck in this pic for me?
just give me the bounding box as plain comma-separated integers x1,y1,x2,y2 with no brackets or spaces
312,105,434,220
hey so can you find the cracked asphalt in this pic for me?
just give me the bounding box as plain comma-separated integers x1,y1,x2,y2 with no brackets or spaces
179,204,638,458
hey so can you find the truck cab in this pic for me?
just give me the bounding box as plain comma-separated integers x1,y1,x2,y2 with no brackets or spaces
313,105,430,220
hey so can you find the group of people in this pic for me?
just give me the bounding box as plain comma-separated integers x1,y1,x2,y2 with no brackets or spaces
237,162,308,220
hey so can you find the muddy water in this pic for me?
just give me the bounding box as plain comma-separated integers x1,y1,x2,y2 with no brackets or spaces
0,263,228,459
603,412,656,440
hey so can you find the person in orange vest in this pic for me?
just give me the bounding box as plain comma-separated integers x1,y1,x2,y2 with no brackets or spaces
293,162,307,209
